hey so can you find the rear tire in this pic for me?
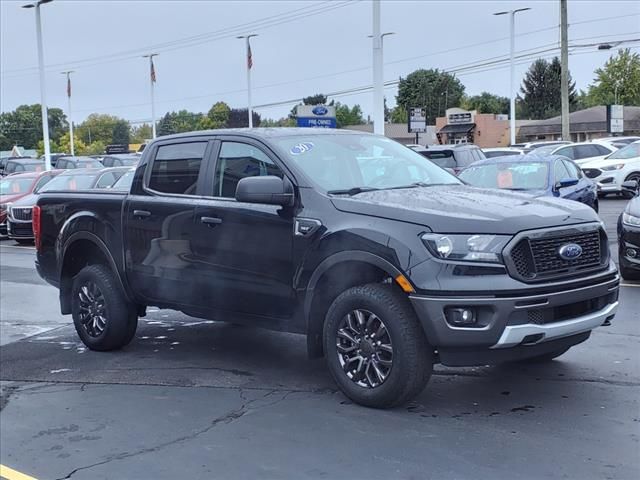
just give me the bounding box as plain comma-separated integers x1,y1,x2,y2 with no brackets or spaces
323,284,433,409
517,347,570,363
72,264,138,351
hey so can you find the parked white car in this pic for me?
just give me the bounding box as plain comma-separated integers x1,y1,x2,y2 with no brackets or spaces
482,147,526,158
548,142,617,166
581,141,640,198
593,136,640,149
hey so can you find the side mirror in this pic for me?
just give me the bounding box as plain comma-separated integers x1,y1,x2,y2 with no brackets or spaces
555,178,579,190
621,180,639,195
235,175,294,206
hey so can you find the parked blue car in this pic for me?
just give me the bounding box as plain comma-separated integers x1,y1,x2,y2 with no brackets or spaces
458,154,599,211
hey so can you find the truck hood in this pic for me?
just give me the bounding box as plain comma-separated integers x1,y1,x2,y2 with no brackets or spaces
331,185,598,234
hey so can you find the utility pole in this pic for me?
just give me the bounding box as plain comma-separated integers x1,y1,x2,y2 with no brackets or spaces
62,70,74,155
560,0,570,141
237,34,258,128
143,54,158,138
372,0,384,135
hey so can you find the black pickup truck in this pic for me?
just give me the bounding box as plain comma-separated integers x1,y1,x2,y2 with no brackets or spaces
35,128,619,408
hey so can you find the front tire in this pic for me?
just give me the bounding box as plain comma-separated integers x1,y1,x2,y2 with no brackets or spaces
323,284,433,408
72,264,138,351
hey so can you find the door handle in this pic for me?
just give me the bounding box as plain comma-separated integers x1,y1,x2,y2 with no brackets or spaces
133,209,151,218
201,216,222,226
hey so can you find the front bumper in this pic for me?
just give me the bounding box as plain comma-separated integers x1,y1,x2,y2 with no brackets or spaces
410,272,619,365
619,224,640,272
7,219,34,239
595,170,625,193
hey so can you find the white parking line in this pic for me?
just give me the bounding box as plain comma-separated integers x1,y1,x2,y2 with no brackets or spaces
0,244,35,250
621,283,640,288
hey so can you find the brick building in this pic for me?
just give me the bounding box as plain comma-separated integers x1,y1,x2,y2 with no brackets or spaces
435,108,510,147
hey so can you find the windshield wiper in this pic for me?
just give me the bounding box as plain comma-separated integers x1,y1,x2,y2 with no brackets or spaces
327,186,380,196
384,182,458,190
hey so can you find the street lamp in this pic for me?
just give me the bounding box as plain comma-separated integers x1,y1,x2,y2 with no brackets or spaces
22,0,54,170
494,7,531,146
61,70,74,155
237,34,258,128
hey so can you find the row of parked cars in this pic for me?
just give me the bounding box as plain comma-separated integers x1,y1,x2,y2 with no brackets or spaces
0,153,138,243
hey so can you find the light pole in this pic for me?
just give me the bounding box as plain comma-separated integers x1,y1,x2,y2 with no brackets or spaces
61,70,74,155
22,0,54,170
494,7,531,146
369,31,395,130
143,53,158,138
237,34,258,128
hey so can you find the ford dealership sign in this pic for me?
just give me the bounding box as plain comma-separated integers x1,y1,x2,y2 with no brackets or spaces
296,105,337,128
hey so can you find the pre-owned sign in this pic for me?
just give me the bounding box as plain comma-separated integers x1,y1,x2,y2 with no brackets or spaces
296,105,337,128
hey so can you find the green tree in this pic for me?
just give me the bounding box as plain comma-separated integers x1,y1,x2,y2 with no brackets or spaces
586,49,640,106
302,94,328,105
130,124,153,143
57,132,87,155
199,102,231,130
395,69,465,124
335,102,365,128
519,57,576,119
76,114,123,145
36,138,61,156
261,117,296,127
462,92,509,114
0,104,67,149
112,120,130,145
227,108,261,128
157,110,202,136
390,104,408,124
84,141,106,156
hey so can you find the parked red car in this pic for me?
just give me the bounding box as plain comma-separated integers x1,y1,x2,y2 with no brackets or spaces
0,171,60,238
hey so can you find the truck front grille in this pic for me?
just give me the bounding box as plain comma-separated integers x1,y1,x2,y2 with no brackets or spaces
506,226,608,282
10,207,33,222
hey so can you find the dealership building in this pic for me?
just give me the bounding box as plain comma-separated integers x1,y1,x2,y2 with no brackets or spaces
435,108,511,148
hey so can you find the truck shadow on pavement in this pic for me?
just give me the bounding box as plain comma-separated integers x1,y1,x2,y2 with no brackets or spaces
2,310,630,419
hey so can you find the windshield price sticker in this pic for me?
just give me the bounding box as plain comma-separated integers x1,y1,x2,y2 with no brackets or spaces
290,142,314,155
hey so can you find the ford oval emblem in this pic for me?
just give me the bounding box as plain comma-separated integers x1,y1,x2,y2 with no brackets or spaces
312,106,328,116
558,243,583,261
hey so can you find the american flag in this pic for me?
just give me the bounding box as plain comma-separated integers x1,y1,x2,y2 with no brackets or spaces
67,76,71,98
247,42,253,70
150,58,157,83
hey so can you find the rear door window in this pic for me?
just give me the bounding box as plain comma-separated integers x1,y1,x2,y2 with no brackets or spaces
423,151,455,168
574,145,599,159
147,142,208,195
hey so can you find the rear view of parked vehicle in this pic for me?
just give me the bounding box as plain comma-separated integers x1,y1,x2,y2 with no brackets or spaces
100,155,140,168
417,144,486,174
482,147,526,158
55,156,104,170
1,158,46,176
459,154,598,211
551,142,616,166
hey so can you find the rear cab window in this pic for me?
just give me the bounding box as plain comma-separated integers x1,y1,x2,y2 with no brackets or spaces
147,141,208,195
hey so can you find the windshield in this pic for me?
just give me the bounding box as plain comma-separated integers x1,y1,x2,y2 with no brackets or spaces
529,145,557,156
20,163,45,172
459,161,549,190
274,134,461,192
0,177,34,195
111,170,134,190
39,173,98,192
607,142,640,160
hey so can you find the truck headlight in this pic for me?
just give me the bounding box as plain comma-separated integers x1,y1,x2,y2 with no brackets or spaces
421,233,510,263
601,164,624,171
623,212,640,227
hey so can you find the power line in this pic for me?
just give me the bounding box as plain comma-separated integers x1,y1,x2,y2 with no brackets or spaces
1,1,358,77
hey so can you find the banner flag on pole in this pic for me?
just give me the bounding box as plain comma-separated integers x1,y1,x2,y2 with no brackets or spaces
150,58,157,83
67,75,71,98
247,42,253,70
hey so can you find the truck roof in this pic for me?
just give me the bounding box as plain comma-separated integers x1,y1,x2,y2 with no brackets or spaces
152,127,372,142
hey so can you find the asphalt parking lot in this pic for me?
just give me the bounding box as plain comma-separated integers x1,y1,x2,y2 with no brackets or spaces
1,198,638,480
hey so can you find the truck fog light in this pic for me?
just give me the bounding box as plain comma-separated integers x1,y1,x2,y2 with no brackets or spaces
445,307,477,326
626,248,637,259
